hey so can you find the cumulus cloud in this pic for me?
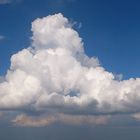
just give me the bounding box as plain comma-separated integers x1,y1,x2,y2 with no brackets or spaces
0,13,140,126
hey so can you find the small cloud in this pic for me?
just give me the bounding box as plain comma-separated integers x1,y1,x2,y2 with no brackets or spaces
0,0,22,5
49,0,76,9
0,35,5,41
132,113,140,121
0,0,11,4
69,19,82,29
12,114,56,127
78,22,82,29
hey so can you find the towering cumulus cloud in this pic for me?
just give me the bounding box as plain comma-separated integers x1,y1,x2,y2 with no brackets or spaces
0,13,140,126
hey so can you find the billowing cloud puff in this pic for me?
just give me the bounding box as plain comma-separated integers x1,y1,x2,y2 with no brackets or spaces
0,13,140,126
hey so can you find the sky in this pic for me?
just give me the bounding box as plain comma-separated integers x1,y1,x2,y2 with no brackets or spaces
1,0,140,140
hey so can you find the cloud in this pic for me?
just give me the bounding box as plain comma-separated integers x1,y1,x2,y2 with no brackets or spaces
0,35,5,41
0,0,22,5
12,113,109,127
12,114,56,127
0,13,140,126
132,113,140,121
0,77,5,83
49,0,76,9
0,0,11,4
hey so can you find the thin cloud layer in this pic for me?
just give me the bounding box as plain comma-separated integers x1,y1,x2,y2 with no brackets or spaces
0,13,140,126
0,0,11,4
0,35,5,40
12,113,109,127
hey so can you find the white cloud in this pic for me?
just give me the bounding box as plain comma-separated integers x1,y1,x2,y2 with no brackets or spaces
0,13,140,126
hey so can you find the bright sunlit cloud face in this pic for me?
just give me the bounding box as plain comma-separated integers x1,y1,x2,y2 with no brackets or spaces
0,13,140,127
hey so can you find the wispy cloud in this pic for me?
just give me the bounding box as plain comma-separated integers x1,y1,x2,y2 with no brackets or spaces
0,0,11,4
0,0,22,5
12,114,109,127
49,0,76,9
0,35,5,41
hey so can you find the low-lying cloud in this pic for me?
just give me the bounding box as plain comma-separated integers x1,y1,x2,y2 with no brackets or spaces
12,113,109,127
0,13,140,126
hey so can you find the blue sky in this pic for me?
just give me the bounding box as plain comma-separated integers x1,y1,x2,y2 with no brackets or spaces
1,0,140,140
1,0,140,78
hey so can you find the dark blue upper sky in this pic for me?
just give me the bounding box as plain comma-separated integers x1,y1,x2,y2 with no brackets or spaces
0,0,140,79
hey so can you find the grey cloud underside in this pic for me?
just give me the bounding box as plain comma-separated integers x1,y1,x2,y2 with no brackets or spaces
0,13,140,126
